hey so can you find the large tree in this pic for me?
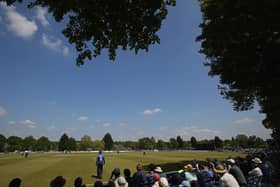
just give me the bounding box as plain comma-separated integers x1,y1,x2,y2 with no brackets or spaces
156,139,167,150
68,137,77,151
214,136,223,149
197,0,280,148
23,136,36,150
0,134,6,152
2,0,176,65
58,133,69,151
190,136,197,148
102,133,114,150
169,138,179,149
36,136,51,151
176,135,184,149
7,136,22,152
80,135,93,150
138,137,155,150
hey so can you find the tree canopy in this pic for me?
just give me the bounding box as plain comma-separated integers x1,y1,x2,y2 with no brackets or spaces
0,134,6,152
102,133,114,150
3,0,176,65
197,0,280,147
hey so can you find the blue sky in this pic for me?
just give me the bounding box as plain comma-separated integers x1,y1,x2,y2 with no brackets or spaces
0,0,271,141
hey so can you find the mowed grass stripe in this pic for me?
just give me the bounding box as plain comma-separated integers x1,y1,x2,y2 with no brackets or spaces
0,152,245,187
0,154,66,187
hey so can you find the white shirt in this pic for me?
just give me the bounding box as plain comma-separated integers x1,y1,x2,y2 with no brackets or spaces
248,167,263,177
219,173,240,187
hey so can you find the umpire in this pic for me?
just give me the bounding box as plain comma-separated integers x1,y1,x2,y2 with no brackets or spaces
96,150,105,179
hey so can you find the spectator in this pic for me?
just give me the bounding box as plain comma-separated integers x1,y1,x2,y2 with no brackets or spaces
169,173,183,187
94,181,104,187
159,177,169,187
74,177,86,187
214,165,240,187
183,164,200,187
258,156,273,186
247,158,263,186
248,158,263,177
115,176,128,187
197,163,215,187
110,168,121,181
151,173,160,187
132,163,148,187
124,168,133,186
226,159,247,187
154,167,163,174
154,166,166,178
50,176,66,187
8,178,21,187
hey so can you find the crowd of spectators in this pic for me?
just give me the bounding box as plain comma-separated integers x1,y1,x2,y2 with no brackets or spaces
8,153,275,187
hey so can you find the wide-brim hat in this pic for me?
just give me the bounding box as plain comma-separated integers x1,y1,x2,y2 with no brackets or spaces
227,158,235,164
252,157,262,164
159,177,169,187
154,166,163,173
184,164,195,172
215,164,227,174
115,176,128,187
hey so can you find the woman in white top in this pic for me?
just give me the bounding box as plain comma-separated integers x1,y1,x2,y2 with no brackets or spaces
248,157,263,177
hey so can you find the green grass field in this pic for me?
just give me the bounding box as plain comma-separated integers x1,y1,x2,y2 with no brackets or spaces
0,151,245,187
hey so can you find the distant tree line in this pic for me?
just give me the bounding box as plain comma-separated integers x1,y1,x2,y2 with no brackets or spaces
0,133,267,152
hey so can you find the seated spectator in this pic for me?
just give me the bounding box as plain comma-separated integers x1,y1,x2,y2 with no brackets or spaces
226,159,247,187
151,173,160,187
196,163,215,187
247,158,263,186
169,173,183,187
214,165,239,187
124,168,133,186
154,166,166,178
132,163,148,187
50,176,66,187
115,176,128,187
94,181,104,187
258,156,273,186
111,168,121,181
108,168,121,187
74,177,86,187
183,164,200,187
184,164,198,181
8,178,21,187
159,177,169,187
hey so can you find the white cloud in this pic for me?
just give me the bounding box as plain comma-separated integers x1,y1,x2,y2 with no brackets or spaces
143,108,161,115
89,125,95,129
21,120,37,128
103,123,111,127
8,121,16,125
233,117,256,125
63,46,69,56
0,2,37,38
175,126,223,140
41,33,69,56
0,106,7,116
119,123,127,127
66,127,76,131
78,116,89,121
35,6,49,26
